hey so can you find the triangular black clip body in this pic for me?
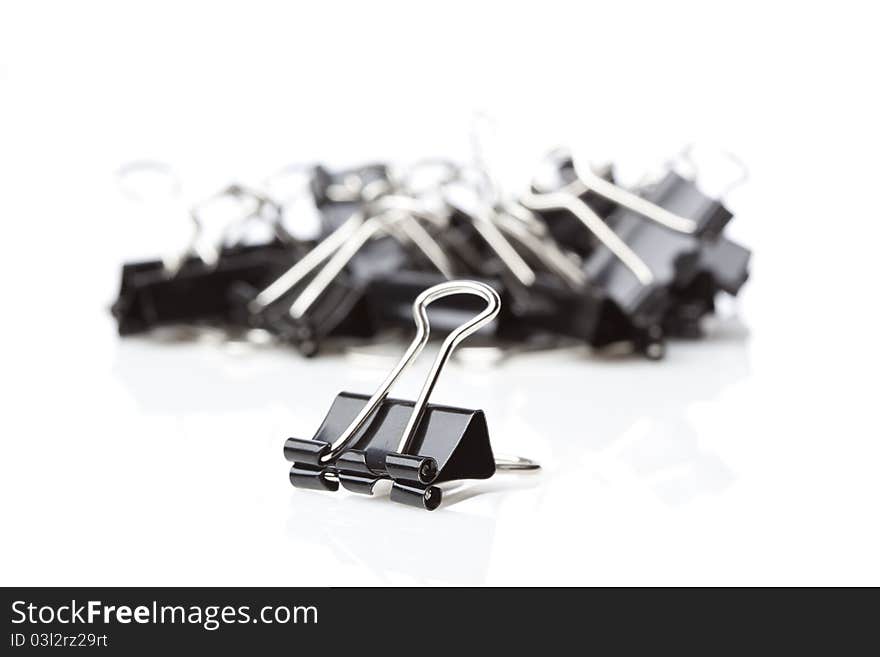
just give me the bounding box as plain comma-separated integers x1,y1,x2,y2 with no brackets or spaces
284,393,495,510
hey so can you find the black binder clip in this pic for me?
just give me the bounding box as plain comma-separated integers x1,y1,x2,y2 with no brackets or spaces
112,184,304,336
642,147,751,337
237,197,454,356
521,150,741,357
486,202,617,346
427,179,608,346
283,280,540,509
233,214,384,355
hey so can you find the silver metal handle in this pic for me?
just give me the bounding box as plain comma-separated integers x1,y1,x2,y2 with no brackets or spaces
186,184,289,268
445,189,537,288
519,188,654,286
289,214,386,318
570,165,698,234
322,280,501,463
288,210,454,320
493,207,586,290
250,211,364,311
494,455,541,472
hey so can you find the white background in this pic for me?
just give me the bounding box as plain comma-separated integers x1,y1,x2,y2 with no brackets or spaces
1,1,878,586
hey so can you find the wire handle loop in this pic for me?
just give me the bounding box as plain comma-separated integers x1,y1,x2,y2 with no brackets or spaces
322,280,501,462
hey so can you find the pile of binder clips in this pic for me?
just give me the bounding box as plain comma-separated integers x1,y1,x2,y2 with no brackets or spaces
113,146,751,361
112,139,751,510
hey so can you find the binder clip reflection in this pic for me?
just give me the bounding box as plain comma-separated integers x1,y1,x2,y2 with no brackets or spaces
283,280,540,510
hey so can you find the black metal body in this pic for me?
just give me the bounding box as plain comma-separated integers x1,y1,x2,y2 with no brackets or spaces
111,242,302,336
582,172,735,329
284,392,496,510
235,235,423,356
663,237,752,337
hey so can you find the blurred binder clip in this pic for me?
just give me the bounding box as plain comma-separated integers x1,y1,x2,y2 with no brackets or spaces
283,280,540,510
112,181,306,335
233,188,455,356
520,147,749,357
112,136,752,360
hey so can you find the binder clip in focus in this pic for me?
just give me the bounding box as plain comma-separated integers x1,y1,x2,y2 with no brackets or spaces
283,280,540,510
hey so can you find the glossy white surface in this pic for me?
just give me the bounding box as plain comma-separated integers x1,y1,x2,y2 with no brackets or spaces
1,1,878,585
